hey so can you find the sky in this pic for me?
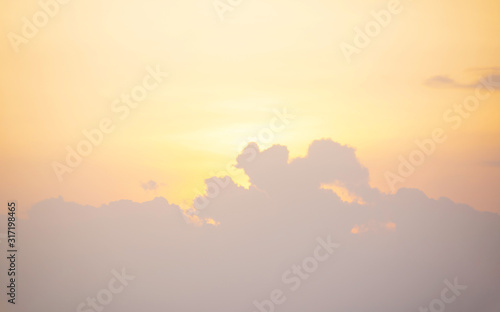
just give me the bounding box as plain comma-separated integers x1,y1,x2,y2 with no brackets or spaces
0,0,499,215
1,1,500,310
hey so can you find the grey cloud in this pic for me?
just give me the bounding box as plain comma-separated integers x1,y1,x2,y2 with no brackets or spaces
141,180,159,191
3,139,500,312
425,72,500,90
483,160,500,167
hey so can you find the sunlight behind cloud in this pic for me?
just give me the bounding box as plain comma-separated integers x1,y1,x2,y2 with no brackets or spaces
321,183,365,204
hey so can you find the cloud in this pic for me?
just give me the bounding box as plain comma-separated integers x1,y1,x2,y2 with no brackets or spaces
425,71,500,90
141,180,160,191
3,139,500,311
483,160,500,167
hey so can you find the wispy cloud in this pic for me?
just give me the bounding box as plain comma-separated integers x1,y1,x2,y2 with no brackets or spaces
141,180,160,191
425,70,500,89
483,160,500,167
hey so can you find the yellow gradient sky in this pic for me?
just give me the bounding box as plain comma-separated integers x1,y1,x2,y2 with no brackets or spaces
1,0,499,215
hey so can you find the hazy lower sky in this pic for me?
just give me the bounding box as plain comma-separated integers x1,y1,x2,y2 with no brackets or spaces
1,0,499,214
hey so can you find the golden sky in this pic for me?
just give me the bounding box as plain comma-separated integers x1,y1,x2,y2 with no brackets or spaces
1,0,499,215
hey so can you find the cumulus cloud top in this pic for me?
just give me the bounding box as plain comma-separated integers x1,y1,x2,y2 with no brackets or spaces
2,139,500,312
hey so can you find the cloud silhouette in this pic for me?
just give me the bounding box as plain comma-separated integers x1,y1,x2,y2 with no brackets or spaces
425,71,500,90
483,160,500,167
141,180,160,191
2,139,500,312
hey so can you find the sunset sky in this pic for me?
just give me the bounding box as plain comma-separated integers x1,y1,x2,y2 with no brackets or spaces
1,0,499,215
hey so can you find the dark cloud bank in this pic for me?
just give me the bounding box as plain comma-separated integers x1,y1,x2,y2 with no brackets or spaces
1,139,500,312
